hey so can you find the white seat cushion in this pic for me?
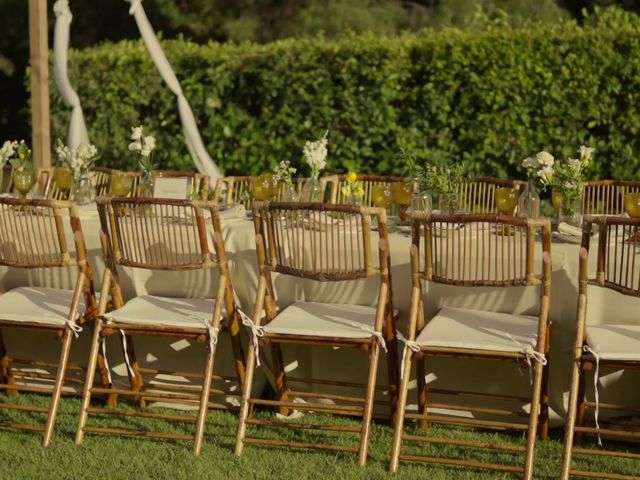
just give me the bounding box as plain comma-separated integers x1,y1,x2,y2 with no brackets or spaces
586,325,640,361
416,306,539,353
0,286,86,326
263,302,380,339
105,294,218,329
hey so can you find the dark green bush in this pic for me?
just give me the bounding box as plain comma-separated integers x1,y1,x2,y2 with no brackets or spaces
48,8,640,180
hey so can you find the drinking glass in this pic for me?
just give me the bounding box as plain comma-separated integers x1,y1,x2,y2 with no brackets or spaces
495,187,519,235
54,167,73,197
251,174,274,201
111,171,134,197
371,184,394,210
624,192,640,218
392,182,413,222
13,170,35,199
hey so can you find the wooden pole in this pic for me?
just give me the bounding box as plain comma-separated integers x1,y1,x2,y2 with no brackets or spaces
28,0,51,169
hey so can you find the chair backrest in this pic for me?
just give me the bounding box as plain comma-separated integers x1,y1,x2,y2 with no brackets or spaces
0,164,12,193
97,197,225,271
411,212,551,287
321,174,410,208
0,197,91,271
254,201,389,282
93,167,113,197
582,215,640,297
454,177,527,214
581,180,640,215
214,176,253,209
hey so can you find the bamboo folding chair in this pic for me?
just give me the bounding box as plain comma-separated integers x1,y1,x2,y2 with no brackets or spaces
235,202,399,466
321,174,410,207
454,177,527,213
75,197,246,454
581,180,640,215
39,167,113,200
92,167,113,197
0,197,100,446
390,213,552,479
129,170,209,200
561,215,640,479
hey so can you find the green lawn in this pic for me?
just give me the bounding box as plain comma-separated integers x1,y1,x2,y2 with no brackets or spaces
0,394,638,479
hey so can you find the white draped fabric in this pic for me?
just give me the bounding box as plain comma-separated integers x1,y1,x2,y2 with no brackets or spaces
53,0,89,151
127,0,222,180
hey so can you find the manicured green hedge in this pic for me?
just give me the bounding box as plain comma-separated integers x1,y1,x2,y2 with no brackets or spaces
49,8,640,180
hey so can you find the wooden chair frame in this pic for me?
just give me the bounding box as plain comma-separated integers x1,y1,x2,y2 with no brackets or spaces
0,197,102,446
389,212,552,479
581,180,640,216
75,197,246,454
235,201,399,466
561,215,640,479
0,164,12,194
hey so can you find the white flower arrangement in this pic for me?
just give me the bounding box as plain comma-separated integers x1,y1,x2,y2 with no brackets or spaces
274,160,297,185
56,139,99,179
303,131,328,179
128,125,156,173
521,150,555,188
0,140,18,167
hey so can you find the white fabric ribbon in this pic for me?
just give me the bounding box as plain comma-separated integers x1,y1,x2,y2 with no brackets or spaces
504,333,547,385
188,315,219,352
583,344,602,446
348,322,387,353
65,319,83,338
53,0,90,151
125,0,222,180
240,311,265,366
119,329,135,379
397,332,420,379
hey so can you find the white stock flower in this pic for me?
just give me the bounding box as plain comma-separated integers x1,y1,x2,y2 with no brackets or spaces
0,140,17,164
535,151,555,167
578,145,594,161
537,165,554,183
303,134,328,172
567,158,582,171
130,126,143,141
521,156,537,169
128,140,142,152
143,135,156,152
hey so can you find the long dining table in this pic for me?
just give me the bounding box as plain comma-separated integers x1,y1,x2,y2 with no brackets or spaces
1,204,638,423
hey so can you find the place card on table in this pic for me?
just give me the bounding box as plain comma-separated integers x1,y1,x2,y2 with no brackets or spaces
153,177,190,200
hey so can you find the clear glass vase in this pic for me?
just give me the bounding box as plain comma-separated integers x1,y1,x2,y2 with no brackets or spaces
71,174,96,205
138,171,154,198
559,194,583,226
301,177,322,202
411,190,432,214
281,183,299,202
517,180,540,218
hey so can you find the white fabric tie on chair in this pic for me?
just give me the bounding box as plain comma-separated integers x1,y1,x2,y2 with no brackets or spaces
348,322,387,353
583,344,603,446
397,332,420,379
240,310,265,366
45,313,82,338
504,332,547,385
188,315,219,352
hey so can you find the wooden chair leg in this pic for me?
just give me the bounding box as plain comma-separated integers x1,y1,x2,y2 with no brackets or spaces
538,357,550,440
76,318,104,445
560,355,585,480
416,355,428,429
389,349,415,473
358,341,381,467
228,313,247,389
385,334,400,419
523,360,544,480
575,359,589,443
235,340,258,456
42,328,73,447
269,342,290,416
0,329,17,397
193,342,216,455
121,332,146,407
